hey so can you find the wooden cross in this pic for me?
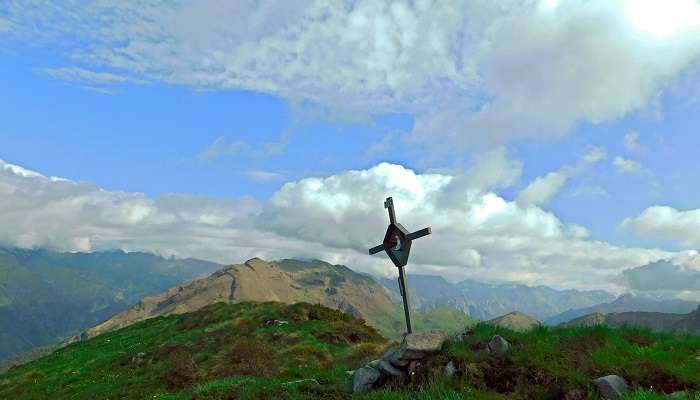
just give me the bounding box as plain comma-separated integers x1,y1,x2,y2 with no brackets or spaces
368,197,431,334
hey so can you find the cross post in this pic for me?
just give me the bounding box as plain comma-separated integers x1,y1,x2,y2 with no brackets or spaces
368,197,431,335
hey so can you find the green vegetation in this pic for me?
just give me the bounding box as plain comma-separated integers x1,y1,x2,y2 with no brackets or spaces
1,302,699,399
370,307,475,340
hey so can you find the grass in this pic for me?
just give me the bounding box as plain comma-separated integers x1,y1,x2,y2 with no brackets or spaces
0,302,699,399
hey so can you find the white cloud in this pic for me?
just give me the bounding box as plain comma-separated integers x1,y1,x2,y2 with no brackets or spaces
253,133,289,158
622,205,700,248
197,133,289,163
624,131,647,153
245,170,285,182
39,67,148,85
256,161,671,292
517,147,606,206
365,134,395,159
6,1,700,147
613,156,647,174
0,158,676,293
619,252,700,299
197,137,250,162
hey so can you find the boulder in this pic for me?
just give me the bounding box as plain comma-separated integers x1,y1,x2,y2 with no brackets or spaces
381,347,410,368
487,335,510,355
378,359,405,377
352,366,381,393
399,330,449,359
592,375,629,400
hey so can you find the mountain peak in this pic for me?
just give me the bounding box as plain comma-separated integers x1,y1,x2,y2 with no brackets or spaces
487,311,541,332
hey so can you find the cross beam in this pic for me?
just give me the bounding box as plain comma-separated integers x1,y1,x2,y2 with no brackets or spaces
368,197,431,334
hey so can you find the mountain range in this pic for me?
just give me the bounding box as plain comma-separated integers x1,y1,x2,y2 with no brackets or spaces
544,293,699,326
562,304,700,334
0,247,221,360
380,274,615,321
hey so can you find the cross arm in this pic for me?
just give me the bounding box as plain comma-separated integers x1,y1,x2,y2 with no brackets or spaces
406,227,431,241
368,243,385,255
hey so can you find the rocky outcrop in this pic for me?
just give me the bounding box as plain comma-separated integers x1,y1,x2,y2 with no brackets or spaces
352,330,448,393
486,335,511,355
487,311,540,332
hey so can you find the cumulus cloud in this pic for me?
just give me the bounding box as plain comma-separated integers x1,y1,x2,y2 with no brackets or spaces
256,161,670,292
517,147,606,206
619,252,700,299
5,0,700,147
0,158,675,293
622,205,700,248
613,156,647,174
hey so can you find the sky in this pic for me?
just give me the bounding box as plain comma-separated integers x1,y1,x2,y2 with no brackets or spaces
3,0,700,299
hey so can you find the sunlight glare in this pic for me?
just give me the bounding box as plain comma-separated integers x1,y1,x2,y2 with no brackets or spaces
623,0,700,38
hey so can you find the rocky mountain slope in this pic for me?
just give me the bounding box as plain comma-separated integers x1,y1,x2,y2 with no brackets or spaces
84,258,474,340
0,247,221,360
380,274,614,321
487,311,541,332
562,304,700,334
545,293,699,326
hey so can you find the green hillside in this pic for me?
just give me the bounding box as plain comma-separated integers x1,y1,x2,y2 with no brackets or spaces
1,301,699,399
0,247,221,361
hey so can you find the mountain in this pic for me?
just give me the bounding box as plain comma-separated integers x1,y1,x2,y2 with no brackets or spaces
487,311,541,332
545,293,699,326
562,304,700,334
3,301,699,399
0,247,221,360
84,258,475,341
380,274,615,321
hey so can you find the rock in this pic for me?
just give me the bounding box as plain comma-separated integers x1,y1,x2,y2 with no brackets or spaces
131,352,146,365
381,347,409,368
592,375,629,400
487,335,510,355
352,366,381,393
378,359,405,377
399,330,448,359
444,361,456,377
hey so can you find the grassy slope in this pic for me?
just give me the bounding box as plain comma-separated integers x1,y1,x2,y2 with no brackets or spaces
1,302,699,400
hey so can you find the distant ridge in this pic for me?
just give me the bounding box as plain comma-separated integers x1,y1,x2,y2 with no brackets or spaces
545,294,698,326
487,311,541,332
562,304,700,334
380,274,614,321
84,258,400,339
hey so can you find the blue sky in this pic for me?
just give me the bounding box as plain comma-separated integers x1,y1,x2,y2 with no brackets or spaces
3,0,700,296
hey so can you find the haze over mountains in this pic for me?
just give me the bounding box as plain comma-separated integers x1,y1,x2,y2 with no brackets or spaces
380,275,616,321
0,247,221,360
